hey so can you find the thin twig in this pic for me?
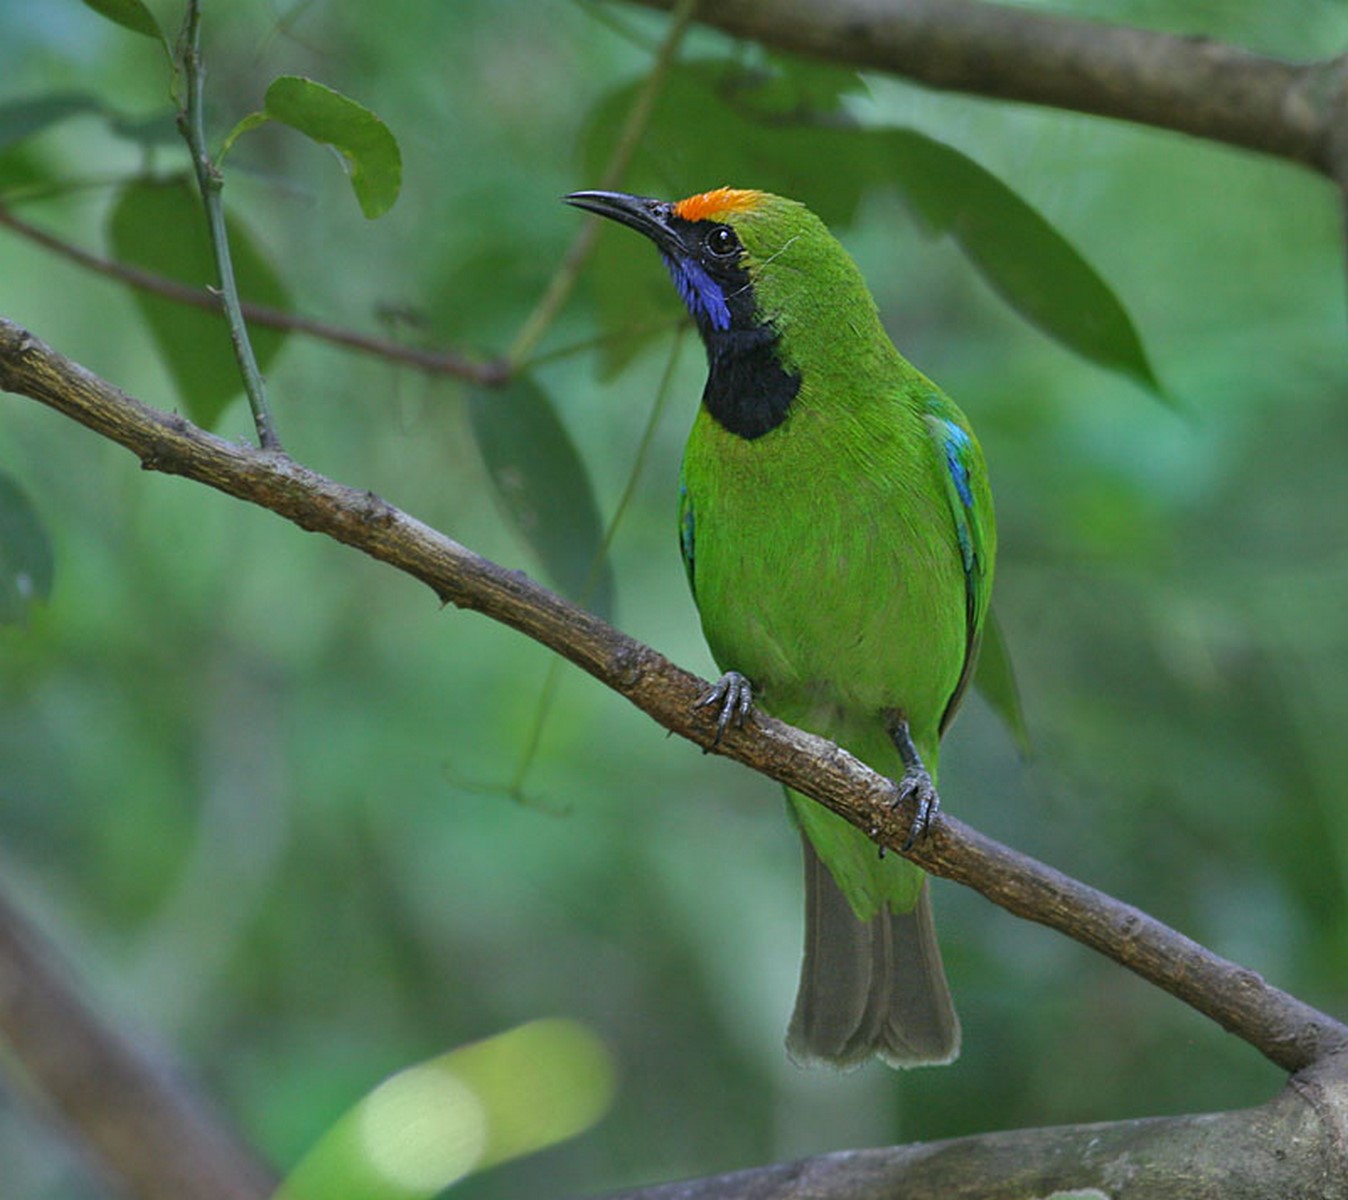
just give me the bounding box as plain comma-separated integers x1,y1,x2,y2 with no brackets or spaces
175,0,283,451
0,204,509,382
0,204,677,386
0,205,508,384
3,314,1344,1077
506,0,700,367
0,203,677,384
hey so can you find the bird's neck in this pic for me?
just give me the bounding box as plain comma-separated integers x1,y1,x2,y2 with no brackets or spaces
700,323,801,441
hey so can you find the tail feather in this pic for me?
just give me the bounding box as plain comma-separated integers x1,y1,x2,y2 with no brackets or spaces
786,835,960,1068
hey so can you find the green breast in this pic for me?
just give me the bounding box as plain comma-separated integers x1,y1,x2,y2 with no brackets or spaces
679,381,969,762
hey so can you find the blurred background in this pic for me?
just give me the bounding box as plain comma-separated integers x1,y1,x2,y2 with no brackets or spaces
1,1,1346,1197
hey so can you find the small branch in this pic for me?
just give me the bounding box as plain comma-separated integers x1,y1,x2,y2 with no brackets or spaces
0,868,274,1200
0,205,509,385
621,0,1348,177
175,0,283,451
3,315,1345,1077
506,0,699,367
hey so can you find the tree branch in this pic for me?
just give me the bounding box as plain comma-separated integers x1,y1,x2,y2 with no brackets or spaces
620,0,1348,176
0,870,274,1200
596,1053,1348,1199
0,204,508,384
2,315,1345,1082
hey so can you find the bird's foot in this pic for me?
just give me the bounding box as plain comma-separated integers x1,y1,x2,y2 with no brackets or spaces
695,671,753,750
883,711,941,850
892,766,940,851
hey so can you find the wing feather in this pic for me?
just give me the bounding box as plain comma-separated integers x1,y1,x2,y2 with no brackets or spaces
922,394,995,733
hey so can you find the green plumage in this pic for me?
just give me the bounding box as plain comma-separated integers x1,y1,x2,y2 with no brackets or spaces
568,187,995,1068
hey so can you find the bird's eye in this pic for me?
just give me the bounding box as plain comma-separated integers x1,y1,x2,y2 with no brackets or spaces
705,225,740,259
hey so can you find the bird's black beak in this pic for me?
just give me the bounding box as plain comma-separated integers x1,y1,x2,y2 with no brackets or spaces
564,190,683,254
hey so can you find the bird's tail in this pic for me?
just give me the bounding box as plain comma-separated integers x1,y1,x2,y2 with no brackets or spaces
786,834,960,1068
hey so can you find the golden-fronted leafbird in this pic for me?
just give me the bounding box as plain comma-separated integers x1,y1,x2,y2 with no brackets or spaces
566,187,995,1068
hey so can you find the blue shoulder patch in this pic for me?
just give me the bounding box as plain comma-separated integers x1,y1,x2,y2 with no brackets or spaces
923,402,979,578
940,421,975,509
921,394,994,737
663,254,731,331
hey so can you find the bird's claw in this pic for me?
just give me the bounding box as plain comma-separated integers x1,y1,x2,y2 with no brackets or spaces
892,766,940,852
883,712,941,851
695,671,753,749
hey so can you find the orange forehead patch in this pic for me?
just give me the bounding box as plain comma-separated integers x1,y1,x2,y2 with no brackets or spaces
673,187,765,223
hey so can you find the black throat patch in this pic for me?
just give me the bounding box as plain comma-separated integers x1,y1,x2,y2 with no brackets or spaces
702,322,801,440
660,213,802,441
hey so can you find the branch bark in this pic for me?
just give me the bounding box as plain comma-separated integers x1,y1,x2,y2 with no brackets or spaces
598,1052,1348,1199
2,315,1345,1086
622,0,1348,176
0,872,274,1200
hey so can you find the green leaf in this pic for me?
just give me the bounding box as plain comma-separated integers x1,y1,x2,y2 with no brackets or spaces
0,93,105,151
883,130,1166,399
275,1020,614,1200
106,177,290,428
261,76,401,218
470,376,616,621
579,63,874,226
973,607,1031,755
79,0,165,41
0,94,177,158
721,53,867,122
106,109,181,149
0,145,54,195
0,472,55,624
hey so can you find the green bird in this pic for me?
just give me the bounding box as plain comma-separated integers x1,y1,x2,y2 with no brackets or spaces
566,186,995,1068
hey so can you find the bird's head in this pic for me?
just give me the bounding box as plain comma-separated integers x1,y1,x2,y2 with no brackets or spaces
564,186,861,344
565,186,889,438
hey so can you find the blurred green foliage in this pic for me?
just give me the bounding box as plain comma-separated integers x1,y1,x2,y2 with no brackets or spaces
106,175,290,426
276,1019,615,1200
470,375,616,623
0,1,1346,1198
581,60,1162,393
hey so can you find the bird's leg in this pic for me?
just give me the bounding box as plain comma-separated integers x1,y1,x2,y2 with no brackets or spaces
884,712,940,851
695,671,753,749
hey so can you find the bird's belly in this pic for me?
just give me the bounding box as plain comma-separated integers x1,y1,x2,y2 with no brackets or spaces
688,484,966,745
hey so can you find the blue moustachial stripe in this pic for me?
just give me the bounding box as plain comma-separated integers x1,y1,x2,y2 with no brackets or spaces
663,254,731,331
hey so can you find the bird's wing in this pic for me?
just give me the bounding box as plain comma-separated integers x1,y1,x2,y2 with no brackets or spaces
922,393,994,734
677,472,697,597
